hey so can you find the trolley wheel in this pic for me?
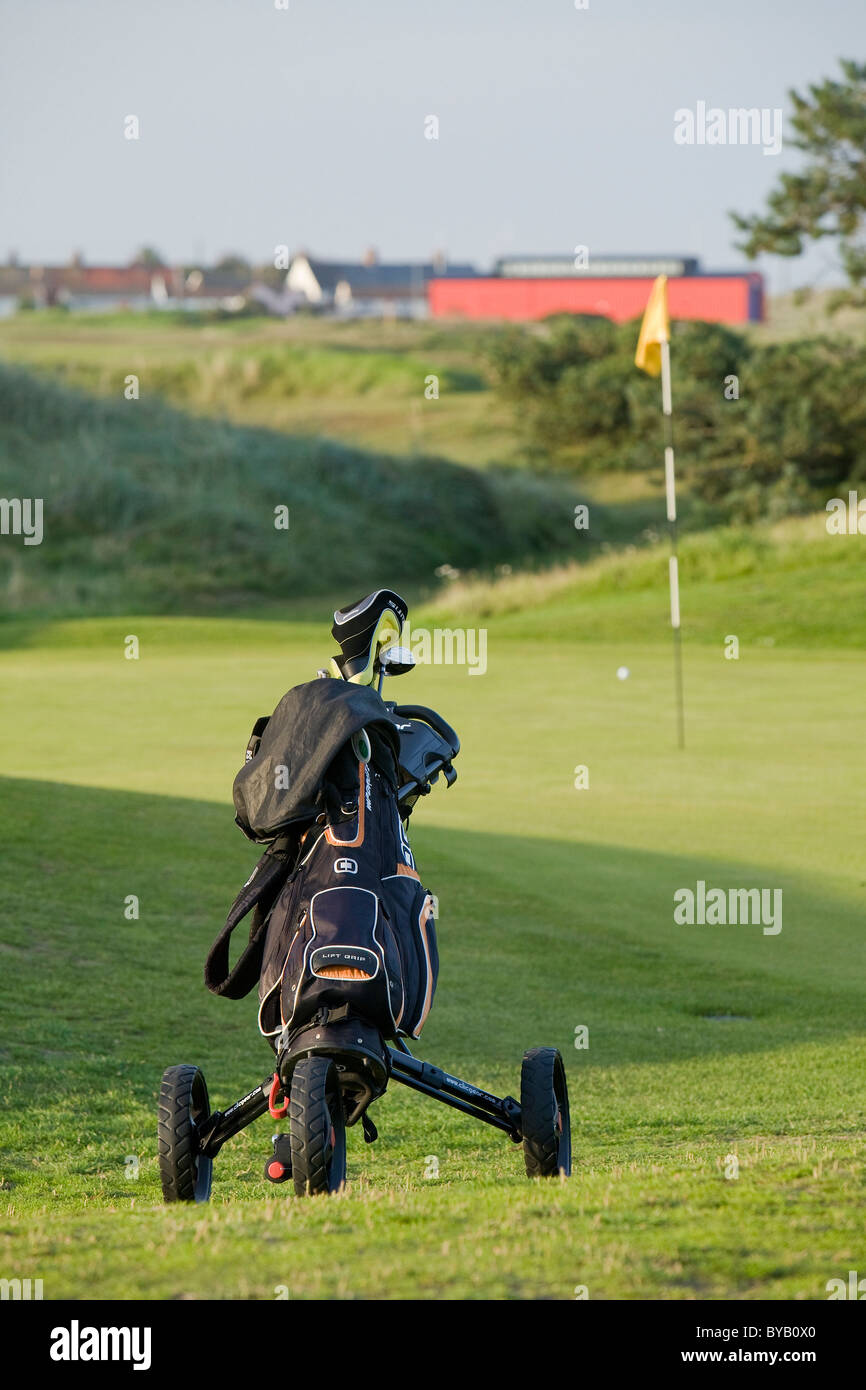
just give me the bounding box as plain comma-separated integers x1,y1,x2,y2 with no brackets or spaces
289,1056,347,1196
157,1064,213,1203
520,1047,571,1179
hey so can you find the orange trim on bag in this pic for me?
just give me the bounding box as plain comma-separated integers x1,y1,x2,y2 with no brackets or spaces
325,761,367,847
414,895,435,1036
316,965,373,980
396,863,420,880
268,1073,289,1119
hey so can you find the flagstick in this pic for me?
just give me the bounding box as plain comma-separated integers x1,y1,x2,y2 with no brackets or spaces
660,338,685,749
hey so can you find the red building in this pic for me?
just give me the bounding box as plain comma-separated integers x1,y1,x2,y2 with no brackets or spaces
428,256,763,325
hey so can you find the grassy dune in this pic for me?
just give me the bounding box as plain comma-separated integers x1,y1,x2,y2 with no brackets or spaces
2,296,863,471
422,512,865,647
0,311,512,467
0,362,584,616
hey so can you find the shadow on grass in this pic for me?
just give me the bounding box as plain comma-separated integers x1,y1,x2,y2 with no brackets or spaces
1,775,862,1108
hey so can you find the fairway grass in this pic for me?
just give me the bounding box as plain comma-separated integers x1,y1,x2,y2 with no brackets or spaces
1,601,864,1300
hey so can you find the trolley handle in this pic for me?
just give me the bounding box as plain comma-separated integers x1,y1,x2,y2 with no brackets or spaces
388,703,460,757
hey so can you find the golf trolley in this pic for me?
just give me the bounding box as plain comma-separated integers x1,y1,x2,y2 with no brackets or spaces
158,597,571,1200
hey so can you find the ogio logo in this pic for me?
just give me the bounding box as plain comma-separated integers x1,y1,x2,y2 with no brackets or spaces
334,858,357,874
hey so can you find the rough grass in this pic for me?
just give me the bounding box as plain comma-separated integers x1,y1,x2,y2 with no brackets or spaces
0,362,585,616
0,310,510,468
419,511,865,647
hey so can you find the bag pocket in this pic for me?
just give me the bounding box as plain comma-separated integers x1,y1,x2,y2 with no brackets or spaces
282,885,404,1036
381,874,438,1037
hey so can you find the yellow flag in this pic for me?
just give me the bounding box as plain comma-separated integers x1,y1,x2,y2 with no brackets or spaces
634,274,670,377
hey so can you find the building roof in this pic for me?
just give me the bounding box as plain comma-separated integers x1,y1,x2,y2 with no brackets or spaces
0,263,254,302
298,257,478,297
494,254,701,279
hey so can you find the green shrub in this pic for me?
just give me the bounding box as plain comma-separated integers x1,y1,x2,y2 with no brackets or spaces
488,314,866,516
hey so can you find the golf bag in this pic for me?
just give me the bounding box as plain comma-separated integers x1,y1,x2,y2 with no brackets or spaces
205,679,440,1046
257,750,437,1042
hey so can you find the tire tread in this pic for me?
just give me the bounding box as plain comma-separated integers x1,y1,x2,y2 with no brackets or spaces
157,1064,212,1203
290,1056,346,1196
520,1046,570,1179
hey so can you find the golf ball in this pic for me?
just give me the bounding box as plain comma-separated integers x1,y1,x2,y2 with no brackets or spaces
616,666,630,681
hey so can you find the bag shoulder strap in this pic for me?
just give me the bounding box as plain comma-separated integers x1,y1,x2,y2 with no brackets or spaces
204,843,292,998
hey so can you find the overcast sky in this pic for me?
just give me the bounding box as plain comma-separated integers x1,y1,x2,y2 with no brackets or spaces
1,0,862,290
